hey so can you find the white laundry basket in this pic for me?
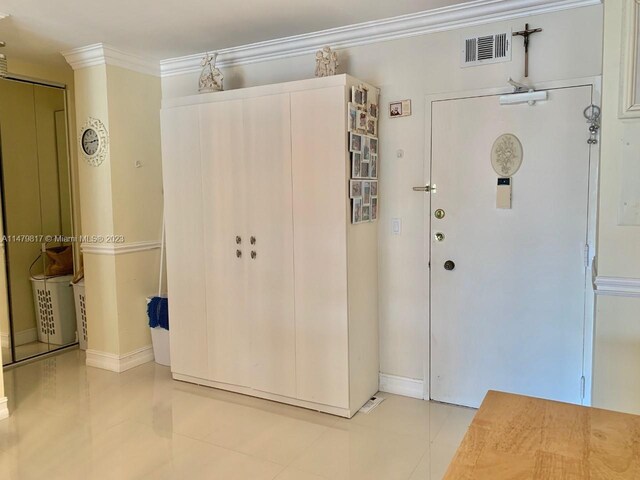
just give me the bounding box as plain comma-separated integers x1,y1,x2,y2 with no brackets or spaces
72,279,88,350
30,274,77,345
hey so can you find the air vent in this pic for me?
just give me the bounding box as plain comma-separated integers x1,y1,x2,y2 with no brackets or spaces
461,32,511,67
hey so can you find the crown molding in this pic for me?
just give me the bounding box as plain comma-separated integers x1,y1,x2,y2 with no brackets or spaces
594,276,640,298
62,43,160,76
160,0,601,77
81,240,161,256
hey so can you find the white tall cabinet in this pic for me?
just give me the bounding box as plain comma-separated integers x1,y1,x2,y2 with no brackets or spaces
161,75,379,417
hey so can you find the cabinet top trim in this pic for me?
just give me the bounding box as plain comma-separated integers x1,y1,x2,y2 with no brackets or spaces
162,74,378,109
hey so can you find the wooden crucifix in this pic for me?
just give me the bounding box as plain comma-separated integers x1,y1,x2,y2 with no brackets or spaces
512,23,542,77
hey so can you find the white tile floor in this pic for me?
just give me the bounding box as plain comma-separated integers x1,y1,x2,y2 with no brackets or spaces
0,350,476,480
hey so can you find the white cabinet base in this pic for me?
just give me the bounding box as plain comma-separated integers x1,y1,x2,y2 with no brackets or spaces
173,373,358,418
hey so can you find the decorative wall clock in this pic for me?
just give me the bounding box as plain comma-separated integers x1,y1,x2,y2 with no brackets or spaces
79,117,109,167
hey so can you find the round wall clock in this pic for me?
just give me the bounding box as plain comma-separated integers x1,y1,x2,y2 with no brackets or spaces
79,117,109,167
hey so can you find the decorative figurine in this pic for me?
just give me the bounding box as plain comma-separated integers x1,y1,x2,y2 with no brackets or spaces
199,52,223,93
315,46,339,77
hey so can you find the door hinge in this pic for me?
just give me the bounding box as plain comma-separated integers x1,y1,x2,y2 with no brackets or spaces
580,375,586,399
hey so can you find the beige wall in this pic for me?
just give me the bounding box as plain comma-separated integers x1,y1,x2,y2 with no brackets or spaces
163,5,604,382
592,0,640,415
73,64,163,357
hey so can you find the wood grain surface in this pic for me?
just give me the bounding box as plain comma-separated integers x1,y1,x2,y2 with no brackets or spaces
444,390,640,479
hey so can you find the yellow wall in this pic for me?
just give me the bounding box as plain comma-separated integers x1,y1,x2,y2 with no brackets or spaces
592,0,640,414
72,63,163,357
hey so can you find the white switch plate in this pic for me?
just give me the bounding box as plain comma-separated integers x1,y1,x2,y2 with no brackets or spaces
392,218,402,235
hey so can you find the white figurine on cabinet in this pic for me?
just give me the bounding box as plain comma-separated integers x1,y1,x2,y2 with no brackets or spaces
199,52,223,93
315,46,339,77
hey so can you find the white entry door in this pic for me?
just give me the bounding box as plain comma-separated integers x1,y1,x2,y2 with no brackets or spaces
430,86,593,408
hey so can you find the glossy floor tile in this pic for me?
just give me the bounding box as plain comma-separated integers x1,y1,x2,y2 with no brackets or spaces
0,350,475,479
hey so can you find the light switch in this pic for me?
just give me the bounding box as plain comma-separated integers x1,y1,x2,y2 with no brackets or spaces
496,177,511,209
392,218,402,235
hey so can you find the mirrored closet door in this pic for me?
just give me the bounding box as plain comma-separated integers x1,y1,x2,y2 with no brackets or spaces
0,77,77,365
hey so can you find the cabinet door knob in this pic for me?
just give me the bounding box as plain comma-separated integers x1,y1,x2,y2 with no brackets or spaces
236,250,242,258
236,236,242,245
250,236,256,245
251,251,257,259
444,260,455,271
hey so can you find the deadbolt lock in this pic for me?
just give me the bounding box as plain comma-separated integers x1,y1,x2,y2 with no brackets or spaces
434,209,445,219
434,232,445,242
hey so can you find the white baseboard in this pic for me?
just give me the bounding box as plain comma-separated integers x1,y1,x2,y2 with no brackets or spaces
86,345,154,373
0,332,9,349
0,397,8,421
14,328,37,346
379,373,424,399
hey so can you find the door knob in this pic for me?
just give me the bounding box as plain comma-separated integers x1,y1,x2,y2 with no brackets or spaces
236,250,242,258
444,260,455,271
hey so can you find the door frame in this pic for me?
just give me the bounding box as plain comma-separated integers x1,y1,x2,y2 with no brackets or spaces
421,76,602,405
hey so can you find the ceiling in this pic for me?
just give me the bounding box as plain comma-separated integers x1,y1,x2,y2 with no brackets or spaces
0,0,467,68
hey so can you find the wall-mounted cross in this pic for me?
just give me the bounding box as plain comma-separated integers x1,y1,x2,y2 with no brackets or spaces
512,23,542,78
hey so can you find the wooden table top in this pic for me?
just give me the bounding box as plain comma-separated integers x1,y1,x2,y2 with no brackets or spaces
443,390,640,479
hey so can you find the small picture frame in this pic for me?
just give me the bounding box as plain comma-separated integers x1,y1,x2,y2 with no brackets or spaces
348,103,358,132
362,86,369,106
370,138,378,155
350,179,362,198
370,155,377,178
352,85,365,106
351,152,362,177
362,138,371,161
360,160,370,178
358,111,368,132
362,205,370,222
371,197,378,220
350,133,362,153
352,197,363,224
369,103,378,118
367,119,377,136
363,181,371,205
389,99,412,118
371,180,378,197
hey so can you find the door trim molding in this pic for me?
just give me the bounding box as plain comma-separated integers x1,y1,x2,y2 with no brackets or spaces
594,276,640,297
423,76,602,405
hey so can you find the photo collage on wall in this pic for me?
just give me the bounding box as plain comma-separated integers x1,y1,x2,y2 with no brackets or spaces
348,84,379,224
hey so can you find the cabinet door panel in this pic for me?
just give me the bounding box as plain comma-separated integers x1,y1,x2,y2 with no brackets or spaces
200,100,252,387
161,105,208,379
291,87,349,408
244,94,296,397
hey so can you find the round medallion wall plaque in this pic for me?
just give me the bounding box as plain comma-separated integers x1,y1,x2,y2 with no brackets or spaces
491,133,523,177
